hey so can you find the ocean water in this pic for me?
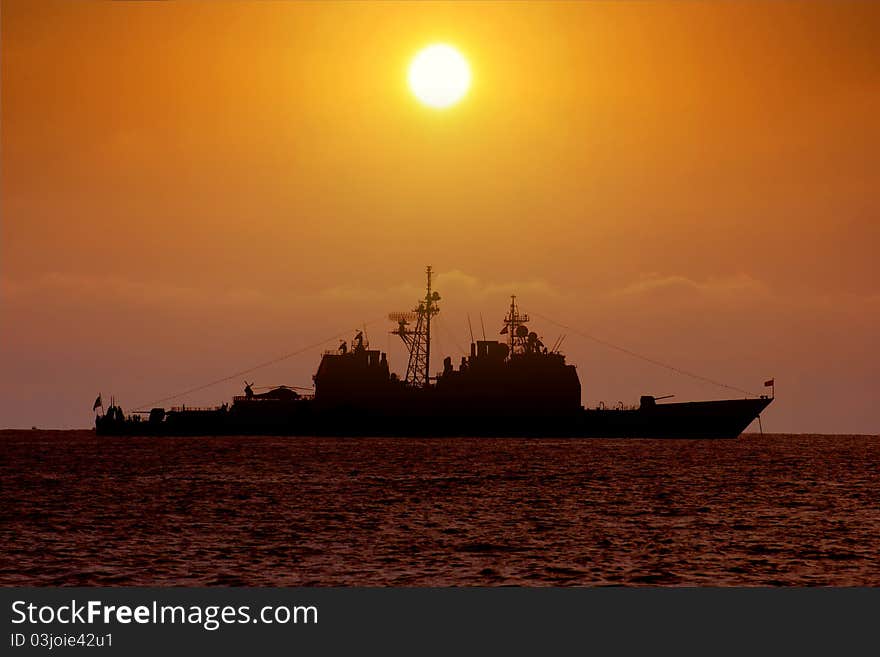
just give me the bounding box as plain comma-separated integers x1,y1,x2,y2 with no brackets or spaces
1,430,878,586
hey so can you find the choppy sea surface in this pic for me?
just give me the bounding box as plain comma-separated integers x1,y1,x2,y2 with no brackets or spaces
1,430,878,586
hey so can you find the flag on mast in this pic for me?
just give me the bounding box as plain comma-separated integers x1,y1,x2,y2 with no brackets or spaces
764,379,774,388
93,394,102,411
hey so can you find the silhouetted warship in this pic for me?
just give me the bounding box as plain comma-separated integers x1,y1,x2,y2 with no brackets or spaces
95,266,772,438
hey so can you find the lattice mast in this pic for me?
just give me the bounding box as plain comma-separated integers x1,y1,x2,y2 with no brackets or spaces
502,295,530,356
389,266,441,388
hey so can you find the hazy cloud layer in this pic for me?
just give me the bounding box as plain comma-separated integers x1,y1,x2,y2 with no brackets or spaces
2,270,877,433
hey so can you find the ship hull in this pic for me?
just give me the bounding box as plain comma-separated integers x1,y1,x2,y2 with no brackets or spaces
95,397,772,439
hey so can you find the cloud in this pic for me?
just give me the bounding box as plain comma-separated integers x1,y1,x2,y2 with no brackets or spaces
606,272,880,320
434,269,564,302
1,269,567,314
1,273,263,308
611,273,771,299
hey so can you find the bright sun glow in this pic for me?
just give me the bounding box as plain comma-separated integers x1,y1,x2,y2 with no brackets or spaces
408,44,471,109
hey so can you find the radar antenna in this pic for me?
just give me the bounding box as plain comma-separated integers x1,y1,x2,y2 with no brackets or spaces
389,266,440,388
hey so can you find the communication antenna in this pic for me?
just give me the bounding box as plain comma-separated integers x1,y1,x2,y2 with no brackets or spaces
479,313,487,341
552,335,566,353
467,314,475,344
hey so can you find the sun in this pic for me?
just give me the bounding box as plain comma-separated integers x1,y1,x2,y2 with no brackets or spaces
408,44,471,109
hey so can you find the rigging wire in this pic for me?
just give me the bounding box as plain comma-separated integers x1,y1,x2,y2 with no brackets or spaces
134,316,386,410
251,385,314,391
531,310,760,398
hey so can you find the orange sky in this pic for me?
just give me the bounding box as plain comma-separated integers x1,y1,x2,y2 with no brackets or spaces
2,0,878,432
